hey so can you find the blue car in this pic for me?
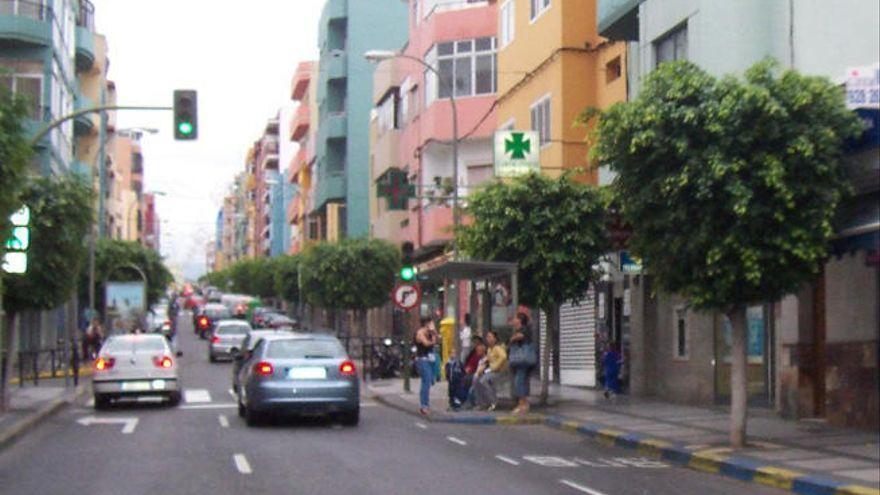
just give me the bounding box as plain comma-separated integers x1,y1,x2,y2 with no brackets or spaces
235,334,360,426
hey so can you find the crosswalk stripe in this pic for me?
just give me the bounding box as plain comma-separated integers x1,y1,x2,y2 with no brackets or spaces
184,389,212,403
233,454,252,474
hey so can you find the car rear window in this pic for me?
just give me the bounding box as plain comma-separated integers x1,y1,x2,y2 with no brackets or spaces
102,337,167,353
217,324,249,335
207,308,231,319
265,339,345,359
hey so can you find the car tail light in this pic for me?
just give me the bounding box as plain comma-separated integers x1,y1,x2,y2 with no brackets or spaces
198,316,209,329
164,320,171,326
153,355,173,368
94,357,115,371
339,360,356,376
211,336,221,344
254,361,274,376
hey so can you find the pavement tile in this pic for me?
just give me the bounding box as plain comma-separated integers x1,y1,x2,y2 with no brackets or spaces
835,469,880,484
749,448,829,461
787,457,877,472
829,444,880,461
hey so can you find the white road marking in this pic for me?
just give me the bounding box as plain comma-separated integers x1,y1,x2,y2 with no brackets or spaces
560,479,608,495
523,456,579,467
415,422,428,430
446,436,467,446
218,414,229,428
228,388,236,399
495,455,520,466
76,416,139,434
233,454,252,474
179,403,237,410
184,389,212,403
361,401,378,407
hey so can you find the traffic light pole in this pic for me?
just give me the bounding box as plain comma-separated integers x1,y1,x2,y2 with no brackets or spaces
29,105,172,146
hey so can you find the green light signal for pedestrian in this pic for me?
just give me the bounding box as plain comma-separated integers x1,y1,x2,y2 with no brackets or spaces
178,122,193,135
400,266,415,281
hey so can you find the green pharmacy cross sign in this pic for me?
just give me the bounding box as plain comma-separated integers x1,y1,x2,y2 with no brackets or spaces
494,130,540,177
377,168,416,211
2,206,30,274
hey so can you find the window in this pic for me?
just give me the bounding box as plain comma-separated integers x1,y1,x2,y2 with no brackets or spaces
500,0,515,48
426,37,497,104
0,0,47,20
654,23,688,67
0,73,42,119
266,339,345,359
530,95,551,146
376,92,399,133
674,305,688,359
606,56,622,83
530,0,550,21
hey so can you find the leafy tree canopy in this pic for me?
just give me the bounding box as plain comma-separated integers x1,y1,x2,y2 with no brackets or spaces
300,238,399,311
0,87,33,245
82,238,174,312
457,173,610,311
588,60,862,311
273,254,301,304
5,176,93,313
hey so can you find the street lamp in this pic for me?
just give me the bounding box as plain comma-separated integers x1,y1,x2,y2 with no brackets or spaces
364,49,461,258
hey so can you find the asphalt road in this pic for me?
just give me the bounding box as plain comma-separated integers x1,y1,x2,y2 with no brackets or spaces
0,312,786,495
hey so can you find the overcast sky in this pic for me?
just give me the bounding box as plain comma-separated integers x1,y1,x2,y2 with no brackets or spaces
92,0,324,280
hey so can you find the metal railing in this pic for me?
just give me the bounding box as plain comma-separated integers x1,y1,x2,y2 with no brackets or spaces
0,0,51,21
0,340,81,388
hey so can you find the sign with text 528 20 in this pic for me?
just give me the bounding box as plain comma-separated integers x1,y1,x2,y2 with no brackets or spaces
846,63,879,110
494,130,540,178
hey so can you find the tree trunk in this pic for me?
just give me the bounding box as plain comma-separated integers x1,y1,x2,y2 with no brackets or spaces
1,312,19,411
359,309,368,381
728,307,749,448
539,304,559,405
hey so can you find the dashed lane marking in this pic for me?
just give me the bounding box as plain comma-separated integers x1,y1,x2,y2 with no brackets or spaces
559,479,607,495
179,403,237,410
218,415,229,428
233,454,252,474
447,436,468,446
184,389,212,403
495,455,520,466
415,422,428,429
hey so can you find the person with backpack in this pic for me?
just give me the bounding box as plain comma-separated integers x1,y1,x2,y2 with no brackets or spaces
508,313,537,414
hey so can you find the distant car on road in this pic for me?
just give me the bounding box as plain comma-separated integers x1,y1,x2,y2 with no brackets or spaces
263,313,299,330
92,334,181,409
209,320,252,362
235,334,359,426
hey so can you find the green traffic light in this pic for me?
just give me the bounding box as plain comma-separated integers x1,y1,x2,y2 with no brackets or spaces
400,266,415,281
178,122,193,135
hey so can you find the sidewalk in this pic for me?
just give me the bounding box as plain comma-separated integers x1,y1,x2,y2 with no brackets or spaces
0,377,87,450
367,378,879,495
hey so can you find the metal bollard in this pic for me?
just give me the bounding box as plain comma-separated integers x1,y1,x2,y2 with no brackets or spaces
51,349,57,378
33,353,39,386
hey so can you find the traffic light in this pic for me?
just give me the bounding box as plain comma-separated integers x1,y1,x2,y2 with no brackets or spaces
173,90,198,140
2,206,30,274
400,241,415,281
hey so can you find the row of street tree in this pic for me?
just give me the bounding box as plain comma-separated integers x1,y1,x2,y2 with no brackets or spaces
203,60,857,447
0,88,174,409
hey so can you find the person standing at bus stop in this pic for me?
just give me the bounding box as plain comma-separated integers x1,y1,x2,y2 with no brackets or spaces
414,317,439,416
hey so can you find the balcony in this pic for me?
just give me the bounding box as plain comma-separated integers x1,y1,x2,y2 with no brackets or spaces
290,103,310,141
289,146,308,175
74,0,95,71
291,61,313,101
259,138,279,170
322,51,347,79
420,205,454,247
598,0,643,41
371,128,401,181
321,110,346,139
0,0,52,47
315,166,345,210
320,0,347,28
74,92,96,136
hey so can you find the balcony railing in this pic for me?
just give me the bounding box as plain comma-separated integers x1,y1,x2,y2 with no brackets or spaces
76,0,94,30
0,0,51,21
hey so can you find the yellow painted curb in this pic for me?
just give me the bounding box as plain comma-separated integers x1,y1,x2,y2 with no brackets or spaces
836,486,880,495
9,368,92,385
689,451,729,474
596,428,625,446
560,420,581,432
637,438,673,456
753,466,803,491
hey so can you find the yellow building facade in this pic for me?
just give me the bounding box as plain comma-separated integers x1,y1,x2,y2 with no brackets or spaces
496,0,626,183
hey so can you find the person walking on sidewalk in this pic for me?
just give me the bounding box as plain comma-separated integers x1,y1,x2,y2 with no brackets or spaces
473,330,508,411
602,342,622,398
414,317,439,416
84,317,104,360
508,313,536,414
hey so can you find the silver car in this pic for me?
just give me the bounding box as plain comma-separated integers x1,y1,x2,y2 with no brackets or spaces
231,329,297,392
236,334,359,426
92,334,181,409
209,320,252,362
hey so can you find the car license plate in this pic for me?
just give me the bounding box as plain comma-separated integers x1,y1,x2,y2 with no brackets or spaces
289,367,327,380
121,381,151,391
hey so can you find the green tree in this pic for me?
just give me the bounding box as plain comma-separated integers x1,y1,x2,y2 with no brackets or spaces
300,239,399,333
0,85,33,245
273,254,301,306
457,173,610,403
588,60,861,447
83,239,175,313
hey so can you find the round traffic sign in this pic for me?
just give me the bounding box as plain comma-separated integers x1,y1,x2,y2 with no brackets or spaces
392,283,421,311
